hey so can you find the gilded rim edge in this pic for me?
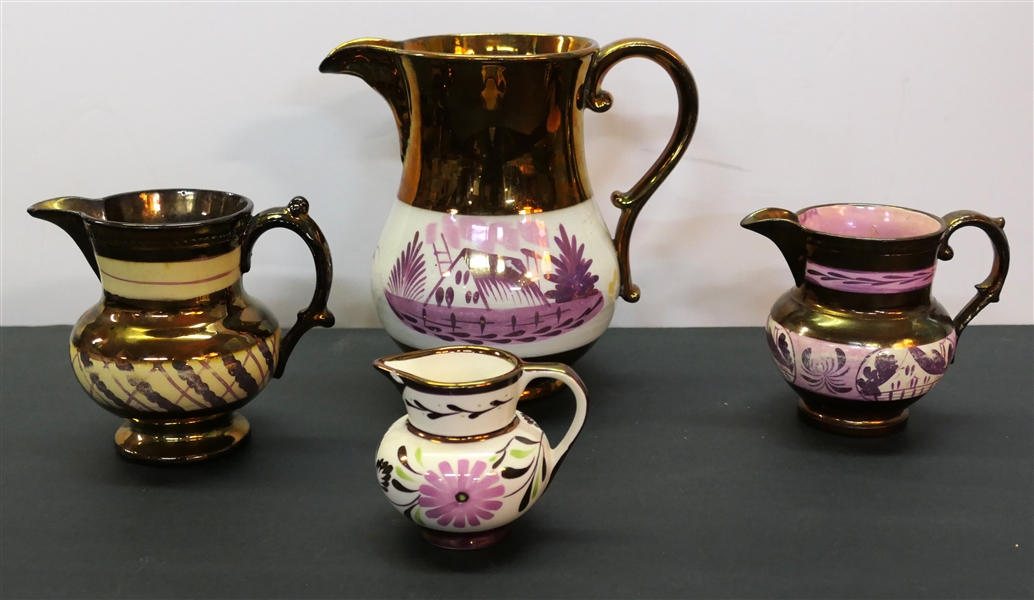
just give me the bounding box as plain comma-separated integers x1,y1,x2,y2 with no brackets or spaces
373,345,524,392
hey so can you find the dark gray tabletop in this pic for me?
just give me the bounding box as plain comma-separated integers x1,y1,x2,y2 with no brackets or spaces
2,326,1031,599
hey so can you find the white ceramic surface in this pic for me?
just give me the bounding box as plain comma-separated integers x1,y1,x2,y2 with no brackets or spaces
372,200,619,358
374,348,588,536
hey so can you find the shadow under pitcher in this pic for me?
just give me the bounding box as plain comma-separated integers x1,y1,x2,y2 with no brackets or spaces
28,190,335,463
320,33,699,398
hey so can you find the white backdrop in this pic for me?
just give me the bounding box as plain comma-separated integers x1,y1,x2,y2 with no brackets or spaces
3,2,1031,327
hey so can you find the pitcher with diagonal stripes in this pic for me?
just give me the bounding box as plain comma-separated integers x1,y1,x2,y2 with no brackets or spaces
28,189,335,463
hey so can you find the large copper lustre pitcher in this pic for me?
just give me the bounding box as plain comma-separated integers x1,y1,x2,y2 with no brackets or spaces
320,34,698,396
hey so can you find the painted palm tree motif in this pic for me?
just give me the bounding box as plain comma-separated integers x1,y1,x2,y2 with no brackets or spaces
387,232,426,301
384,225,605,345
544,225,599,303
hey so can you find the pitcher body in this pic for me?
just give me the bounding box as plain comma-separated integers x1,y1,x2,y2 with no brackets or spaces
373,346,588,549
743,204,1009,435
321,34,699,378
29,190,334,462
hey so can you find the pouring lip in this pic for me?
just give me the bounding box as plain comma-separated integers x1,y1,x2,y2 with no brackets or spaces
794,202,947,242
373,345,524,392
369,33,599,60
82,188,254,230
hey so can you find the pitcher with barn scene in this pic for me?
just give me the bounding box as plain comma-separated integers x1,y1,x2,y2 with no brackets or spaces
320,34,699,396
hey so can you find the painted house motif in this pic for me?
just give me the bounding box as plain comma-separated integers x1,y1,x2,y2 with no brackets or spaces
384,225,604,345
428,248,549,312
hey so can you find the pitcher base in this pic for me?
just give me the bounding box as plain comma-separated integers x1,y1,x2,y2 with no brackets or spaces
115,412,250,464
797,399,909,436
419,525,511,550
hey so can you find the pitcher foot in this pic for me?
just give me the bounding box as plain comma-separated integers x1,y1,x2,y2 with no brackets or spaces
115,412,250,464
797,399,908,436
419,525,511,550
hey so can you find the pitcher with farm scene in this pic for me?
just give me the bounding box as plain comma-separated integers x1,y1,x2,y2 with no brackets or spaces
320,34,699,391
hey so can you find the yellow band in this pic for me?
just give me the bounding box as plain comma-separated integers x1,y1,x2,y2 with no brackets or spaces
97,247,241,301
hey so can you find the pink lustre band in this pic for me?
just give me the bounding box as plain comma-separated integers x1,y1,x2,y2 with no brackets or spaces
804,261,935,294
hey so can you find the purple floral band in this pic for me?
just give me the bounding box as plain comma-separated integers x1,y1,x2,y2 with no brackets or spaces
766,318,956,402
804,261,936,294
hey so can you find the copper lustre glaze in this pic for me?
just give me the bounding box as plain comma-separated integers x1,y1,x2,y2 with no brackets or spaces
322,34,699,396
743,204,1010,435
28,190,335,463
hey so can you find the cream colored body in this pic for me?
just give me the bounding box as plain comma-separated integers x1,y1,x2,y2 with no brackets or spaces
98,248,242,301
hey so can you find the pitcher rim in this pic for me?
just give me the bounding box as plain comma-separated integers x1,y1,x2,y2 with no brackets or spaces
84,188,254,230
796,202,947,242
373,345,523,391
356,33,599,60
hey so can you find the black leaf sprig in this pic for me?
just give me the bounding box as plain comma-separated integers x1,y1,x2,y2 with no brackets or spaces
404,397,515,420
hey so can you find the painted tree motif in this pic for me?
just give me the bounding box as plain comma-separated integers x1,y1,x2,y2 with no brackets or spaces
908,345,951,375
544,225,598,303
856,352,900,398
387,232,426,301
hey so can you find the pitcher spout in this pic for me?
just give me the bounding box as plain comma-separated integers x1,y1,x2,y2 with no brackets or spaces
740,208,806,286
319,38,411,160
27,197,103,278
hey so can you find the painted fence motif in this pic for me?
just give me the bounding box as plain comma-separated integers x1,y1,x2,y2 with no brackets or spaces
384,224,605,345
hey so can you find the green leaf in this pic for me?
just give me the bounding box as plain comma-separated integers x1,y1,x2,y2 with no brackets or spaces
413,507,424,526
395,466,414,482
415,447,424,467
510,449,533,459
532,477,539,500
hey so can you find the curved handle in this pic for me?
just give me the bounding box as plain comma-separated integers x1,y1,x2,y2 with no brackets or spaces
583,38,699,302
516,363,588,479
937,210,1009,343
241,197,336,378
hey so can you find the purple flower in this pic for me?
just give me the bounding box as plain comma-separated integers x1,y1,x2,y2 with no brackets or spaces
418,459,505,528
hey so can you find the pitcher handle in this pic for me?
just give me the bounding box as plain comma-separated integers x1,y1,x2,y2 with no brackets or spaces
517,364,588,479
241,197,336,378
584,38,699,302
937,210,1010,344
